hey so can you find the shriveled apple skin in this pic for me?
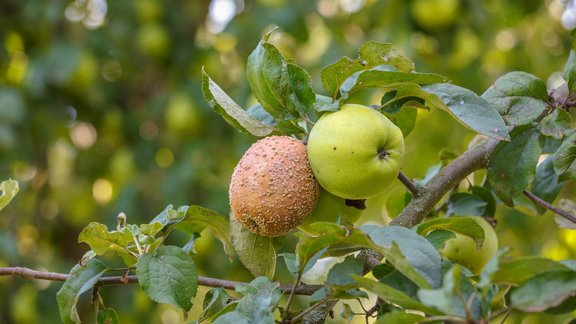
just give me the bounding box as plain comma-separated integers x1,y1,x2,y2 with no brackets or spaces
229,136,320,237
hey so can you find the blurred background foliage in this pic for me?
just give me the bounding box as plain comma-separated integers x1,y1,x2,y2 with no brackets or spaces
0,0,575,323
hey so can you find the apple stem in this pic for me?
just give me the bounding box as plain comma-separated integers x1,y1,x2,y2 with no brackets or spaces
397,171,421,197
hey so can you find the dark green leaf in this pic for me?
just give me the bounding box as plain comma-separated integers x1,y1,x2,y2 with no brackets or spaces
470,186,497,217
383,107,418,138
136,245,198,313
425,230,456,250
78,222,136,265
375,311,425,324
422,83,510,140
545,296,576,314
173,205,234,261
0,179,18,211
492,257,572,285
280,253,298,278
287,63,315,113
563,50,576,93
214,277,281,324
361,225,441,289
326,256,364,288
230,216,276,278
202,69,273,137
481,71,548,126
510,270,576,312
294,223,379,277
353,276,442,315
539,109,572,139
320,41,414,98
198,288,236,323
446,193,487,217
488,126,542,206
247,33,312,119
246,104,275,127
339,65,449,99
553,131,576,182
97,308,119,324
57,259,108,324
416,217,485,249
530,155,562,214
418,265,481,319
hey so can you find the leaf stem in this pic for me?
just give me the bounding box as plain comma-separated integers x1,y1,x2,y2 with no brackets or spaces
523,190,576,224
0,266,321,295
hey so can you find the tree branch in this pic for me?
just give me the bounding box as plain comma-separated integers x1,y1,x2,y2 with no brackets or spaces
0,266,321,295
391,138,500,228
523,190,576,224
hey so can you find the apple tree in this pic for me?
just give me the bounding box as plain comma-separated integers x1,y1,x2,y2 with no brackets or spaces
1,26,576,323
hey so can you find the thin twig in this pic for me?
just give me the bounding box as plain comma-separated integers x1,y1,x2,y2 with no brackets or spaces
397,171,421,196
523,190,576,224
282,271,303,320
0,266,321,295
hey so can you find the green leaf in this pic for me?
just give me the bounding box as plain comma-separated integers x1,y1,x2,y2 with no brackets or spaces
492,257,572,285
287,63,315,113
481,71,548,126
339,303,356,321
173,205,234,261
202,68,273,137
57,259,108,324
553,131,576,182
446,193,487,217
97,308,119,324
510,270,576,312
294,223,379,276
0,179,18,211
214,277,281,324
247,33,313,119
361,225,441,289
136,245,198,313
230,216,276,278
424,230,456,250
530,155,562,214
339,65,449,99
353,276,442,315
320,41,414,98
563,50,576,93
198,288,236,323
418,265,481,319
383,107,418,138
326,256,364,288
78,222,136,265
539,109,572,139
140,222,164,237
488,126,542,206
416,217,485,248
470,186,497,217
376,311,424,324
422,83,510,141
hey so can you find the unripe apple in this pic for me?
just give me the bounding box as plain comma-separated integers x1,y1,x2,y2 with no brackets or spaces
298,189,364,235
229,136,320,237
440,216,498,274
307,104,404,199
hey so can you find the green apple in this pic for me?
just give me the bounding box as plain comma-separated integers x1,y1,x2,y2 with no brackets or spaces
440,216,498,274
307,104,404,199
411,0,459,31
298,189,364,235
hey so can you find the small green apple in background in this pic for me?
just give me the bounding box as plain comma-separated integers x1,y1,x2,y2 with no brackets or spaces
298,189,364,235
411,0,460,31
307,104,405,200
440,216,498,274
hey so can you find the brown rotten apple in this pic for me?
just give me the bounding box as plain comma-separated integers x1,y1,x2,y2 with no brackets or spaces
229,136,320,236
